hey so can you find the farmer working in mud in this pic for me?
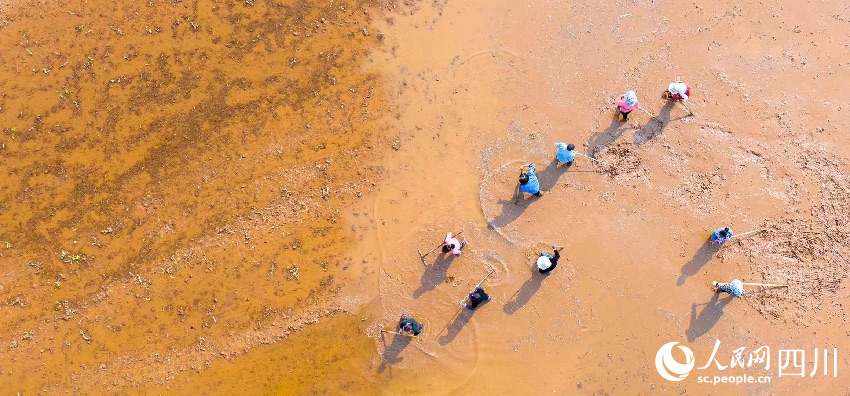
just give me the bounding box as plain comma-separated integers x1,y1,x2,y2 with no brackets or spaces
462,286,491,311
518,163,543,198
397,313,424,336
554,142,576,166
665,80,690,102
615,90,641,122
537,245,564,275
710,227,734,246
442,232,467,257
712,279,745,297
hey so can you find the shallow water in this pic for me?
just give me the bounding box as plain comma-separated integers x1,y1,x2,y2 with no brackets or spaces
3,0,850,394
359,0,850,394
0,0,393,393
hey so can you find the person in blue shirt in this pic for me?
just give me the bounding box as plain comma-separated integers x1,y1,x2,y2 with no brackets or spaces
712,279,745,297
518,163,543,198
554,142,576,166
710,227,734,246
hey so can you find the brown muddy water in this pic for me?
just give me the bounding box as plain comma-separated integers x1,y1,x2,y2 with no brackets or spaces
0,0,398,393
3,0,850,395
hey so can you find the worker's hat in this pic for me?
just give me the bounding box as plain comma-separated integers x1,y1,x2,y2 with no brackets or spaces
536,256,552,270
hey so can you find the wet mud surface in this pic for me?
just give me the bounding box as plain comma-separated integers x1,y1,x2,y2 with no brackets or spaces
361,1,850,395
3,0,850,395
0,0,398,393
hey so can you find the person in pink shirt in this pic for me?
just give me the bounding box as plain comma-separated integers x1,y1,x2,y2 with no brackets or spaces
614,90,641,122
442,232,467,257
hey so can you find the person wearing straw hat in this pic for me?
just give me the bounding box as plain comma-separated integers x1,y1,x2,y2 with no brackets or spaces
666,80,690,102
537,245,564,275
442,232,467,257
615,90,641,122
554,142,576,166
519,163,543,197
397,313,425,336
710,227,734,246
712,279,745,297
462,286,491,311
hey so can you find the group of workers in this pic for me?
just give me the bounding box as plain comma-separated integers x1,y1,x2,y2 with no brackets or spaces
396,79,748,337
516,81,692,197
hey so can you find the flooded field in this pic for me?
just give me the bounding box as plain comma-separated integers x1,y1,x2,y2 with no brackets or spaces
0,0,396,393
3,0,850,395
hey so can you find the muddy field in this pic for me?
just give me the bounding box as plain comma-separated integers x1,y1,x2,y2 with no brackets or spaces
1,0,850,395
0,0,399,393
363,0,850,395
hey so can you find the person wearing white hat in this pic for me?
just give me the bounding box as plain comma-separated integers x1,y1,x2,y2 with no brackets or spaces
614,90,641,122
537,245,564,275
666,80,690,102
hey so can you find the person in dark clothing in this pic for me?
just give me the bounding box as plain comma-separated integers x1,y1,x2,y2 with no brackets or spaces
397,313,424,336
537,245,564,275
462,287,491,311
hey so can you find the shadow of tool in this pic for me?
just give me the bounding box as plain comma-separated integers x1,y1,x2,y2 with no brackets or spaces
677,242,720,286
587,112,637,153
686,293,735,342
487,185,540,230
634,98,695,145
437,309,474,346
538,158,571,192
413,253,457,298
503,271,545,315
377,331,413,373
634,100,673,144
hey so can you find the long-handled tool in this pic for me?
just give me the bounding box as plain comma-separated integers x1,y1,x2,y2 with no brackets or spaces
664,90,695,115
677,100,695,115
417,230,463,267
458,269,496,307
741,282,788,288
575,152,609,165
728,229,766,240
640,108,663,123
381,329,419,339
513,166,527,204
436,269,496,338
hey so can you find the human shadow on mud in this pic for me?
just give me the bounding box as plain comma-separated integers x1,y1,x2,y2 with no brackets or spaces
413,253,457,298
686,293,734,342
503,271,544,315
677,242,721,286
378,332,413,372
437,309,474,346
487,185,542,230
634,99,694,145
538,159,571,192
587,112,638,154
